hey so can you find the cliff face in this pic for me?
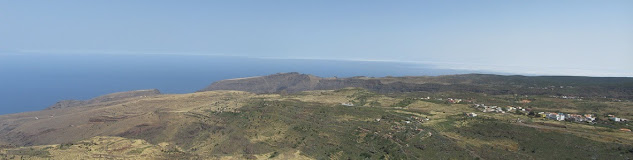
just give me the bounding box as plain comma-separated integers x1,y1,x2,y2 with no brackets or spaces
46,89,161,110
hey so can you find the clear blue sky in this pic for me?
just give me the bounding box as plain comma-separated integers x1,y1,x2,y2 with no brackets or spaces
1,0,632,76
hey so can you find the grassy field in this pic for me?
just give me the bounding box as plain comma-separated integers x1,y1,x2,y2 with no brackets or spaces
1,88,631,159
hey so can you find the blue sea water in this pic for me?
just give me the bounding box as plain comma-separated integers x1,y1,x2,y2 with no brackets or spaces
0,53,476,115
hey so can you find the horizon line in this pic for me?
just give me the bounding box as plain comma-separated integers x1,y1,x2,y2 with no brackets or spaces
7,49,633,78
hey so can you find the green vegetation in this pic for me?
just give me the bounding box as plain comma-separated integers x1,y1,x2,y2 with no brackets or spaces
204,99,448,159
348,89,378,106
453,118,633,159
391,97,416,107
159,89,632,159
1,88,632,159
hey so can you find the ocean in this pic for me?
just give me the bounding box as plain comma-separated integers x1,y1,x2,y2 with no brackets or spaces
0,53,476,115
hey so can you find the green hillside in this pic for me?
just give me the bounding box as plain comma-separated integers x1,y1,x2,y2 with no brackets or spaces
2,87,631,159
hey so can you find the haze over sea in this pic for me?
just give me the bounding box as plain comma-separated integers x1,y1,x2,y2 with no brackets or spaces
0,53,479,115
3,1,632,115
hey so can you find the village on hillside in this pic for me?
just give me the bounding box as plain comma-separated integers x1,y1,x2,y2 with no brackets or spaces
414,95,632,132
338,94,631,132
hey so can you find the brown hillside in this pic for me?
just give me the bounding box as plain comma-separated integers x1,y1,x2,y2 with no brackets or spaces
46,89,161,110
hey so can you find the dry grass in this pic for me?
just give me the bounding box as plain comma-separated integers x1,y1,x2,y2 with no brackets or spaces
441,131,520,151
1,89,631,159
0,136,163,160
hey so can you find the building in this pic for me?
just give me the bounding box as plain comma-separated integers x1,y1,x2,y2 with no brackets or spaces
566,114,585,122
608,115,624,122
466,113,478,117
584,114,596,122
341,102,354,107
546,113,565,121
610,117,621,122
447,98,462,104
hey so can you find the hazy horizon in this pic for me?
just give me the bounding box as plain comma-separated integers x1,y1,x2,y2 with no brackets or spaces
3,51,632,77
2,0,632,77
2,2,633,159
2,0,633,114
1,53,487,115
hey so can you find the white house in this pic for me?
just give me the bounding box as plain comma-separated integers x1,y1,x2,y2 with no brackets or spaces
547,113,565,121
610,117,621,122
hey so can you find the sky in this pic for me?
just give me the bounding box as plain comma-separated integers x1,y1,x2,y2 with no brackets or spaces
1,0,632,77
